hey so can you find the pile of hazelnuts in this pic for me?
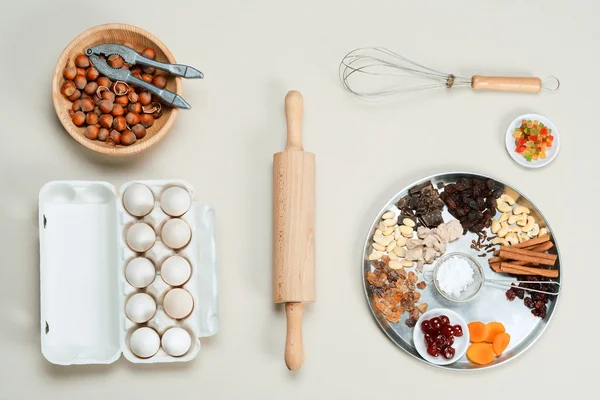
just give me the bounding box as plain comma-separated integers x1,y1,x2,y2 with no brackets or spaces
60,43,168,146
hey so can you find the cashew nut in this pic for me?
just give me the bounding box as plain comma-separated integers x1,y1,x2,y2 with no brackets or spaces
505,232,519,246
491,237,509,246
530,223,540,237
521,216,535,232
517,216,529,227
509,224,522,233
500,194,516,205
513,205,531,215
509,214,526,225
491,220,501,234
539,227,548,237
497,222,510,238
518,232,530,243
498,213,509,223
496,199,512,213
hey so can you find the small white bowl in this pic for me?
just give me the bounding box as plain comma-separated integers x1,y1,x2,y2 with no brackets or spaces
413,308,470,366
505,113,560,168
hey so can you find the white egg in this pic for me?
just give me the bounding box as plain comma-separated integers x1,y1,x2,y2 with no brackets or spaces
161,219,191,249
129,327,160,358
125,293,157,323
125,257,156,288
161,255,191,286
126,223,156,252
160,187,191,217
163,288,194,319
161,327,192,357
122,183,155,217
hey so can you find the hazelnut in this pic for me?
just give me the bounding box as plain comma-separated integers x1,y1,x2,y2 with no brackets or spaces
63,67,77,80
92,94,102,106
111,104,125,117
61,80,76,97
84,125,99,140
112,115,127,131
130,66,142,75
99,100,114,114
75,54,90,68
115,95,129,107
113,81,129,96
132,72,143,80
108,54,124,69
67,89,81,102
93,106,102,117
107,130,121,146
132,124,147,139
127,91,139,103
121,129,137,146
71,99,82,112
141,48,156,60
139,92,151,105
80,98,95,112
97,77,112,88
140,114,154,128
100,90,115,103
143,66,156,74
152,75,167,89
99,114,114,129
72,111,86,127
73,74,87,90
126,112,141,126
141,74,153,83
97,128,110,142
84,81,98,96
86,67,100,81
86,112,99,125
128,102,142,113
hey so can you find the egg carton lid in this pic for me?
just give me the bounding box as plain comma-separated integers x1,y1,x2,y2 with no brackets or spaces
38,181,218,365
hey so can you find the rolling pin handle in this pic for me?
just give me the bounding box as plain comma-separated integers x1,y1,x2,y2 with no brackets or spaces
284,302,304,371
285,90,304,151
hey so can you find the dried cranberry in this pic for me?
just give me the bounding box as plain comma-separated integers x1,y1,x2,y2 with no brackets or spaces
453,325,463,337
435,335,447,348
424,333,434,345
535,300,545,309
421,320,432,333
443,347,456,359
427,344,441,357
430,317,442,331
442,325,455,338
446,336,455,347
514,288,525,299
439,315,450,326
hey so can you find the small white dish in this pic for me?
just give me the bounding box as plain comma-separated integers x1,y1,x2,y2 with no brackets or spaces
505,113,560,169
413,308,470,366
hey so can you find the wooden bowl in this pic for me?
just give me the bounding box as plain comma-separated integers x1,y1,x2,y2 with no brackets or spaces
52,23,182,156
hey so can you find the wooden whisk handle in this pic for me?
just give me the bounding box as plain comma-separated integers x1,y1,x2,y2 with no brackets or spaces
471,75,542,93
285,90,304,151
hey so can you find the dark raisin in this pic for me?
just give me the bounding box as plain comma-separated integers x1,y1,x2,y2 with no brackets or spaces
514,288,525,299
524,297,534,308
535,300,545,309
506,288,516,301
476,197,486,211
492,188,503,198
486,179,494,190
405,318,417,328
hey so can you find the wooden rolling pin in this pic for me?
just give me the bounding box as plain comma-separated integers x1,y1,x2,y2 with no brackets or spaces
273,90,315,371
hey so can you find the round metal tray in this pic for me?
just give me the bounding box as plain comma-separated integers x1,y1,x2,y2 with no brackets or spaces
361,172,561,370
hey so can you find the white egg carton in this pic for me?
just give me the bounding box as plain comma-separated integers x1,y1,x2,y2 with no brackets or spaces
38,180,218,365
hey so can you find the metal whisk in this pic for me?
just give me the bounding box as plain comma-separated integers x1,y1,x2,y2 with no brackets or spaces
339,47,560,102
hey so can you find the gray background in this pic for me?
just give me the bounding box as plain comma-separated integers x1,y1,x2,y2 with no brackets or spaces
1,0,597,398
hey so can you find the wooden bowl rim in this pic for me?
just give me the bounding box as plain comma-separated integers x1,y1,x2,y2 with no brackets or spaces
52,23,181,157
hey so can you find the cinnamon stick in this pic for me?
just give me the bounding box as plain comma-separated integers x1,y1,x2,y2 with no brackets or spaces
510,234,550,249
500,247,557,262
490,262,501,272
498,249,556,266
499,262,559,278
494,241,554,256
